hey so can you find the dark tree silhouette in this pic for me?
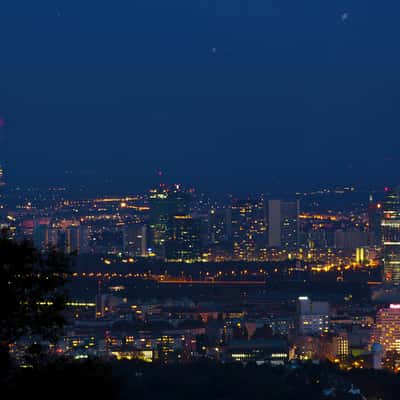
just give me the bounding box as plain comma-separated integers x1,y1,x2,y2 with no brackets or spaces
0,232,70,356
0,233,120,399
6,357,118,400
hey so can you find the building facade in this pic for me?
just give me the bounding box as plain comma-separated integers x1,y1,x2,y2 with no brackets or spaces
297,296,330,335
371,304,400,353
149,184,191,258
123,224,147,257
268,199,300,249
382,187,400,284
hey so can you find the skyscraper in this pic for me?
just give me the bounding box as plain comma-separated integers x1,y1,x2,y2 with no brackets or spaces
165,215,201,261
368,197,383,246
208,208,230,246
34,221,89,254
230,198,266,260
381,187,400,284
123,224,147,257
267,199,300,249
65,225,89,254
149,184,191,259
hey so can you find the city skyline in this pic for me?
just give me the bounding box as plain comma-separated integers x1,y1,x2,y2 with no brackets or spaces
3,1,400,394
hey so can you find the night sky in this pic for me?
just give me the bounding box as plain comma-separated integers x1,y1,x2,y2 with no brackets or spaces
0,0,399,191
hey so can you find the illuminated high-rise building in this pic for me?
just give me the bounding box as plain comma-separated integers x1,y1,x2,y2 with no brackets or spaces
371,304,400,353
355,247,366,264
165,215,201,261
267,199,300,249
331,332,349,360
33,222,50,250
322,332,349,361
34,221,89,254
123,224,147,257
65,225,89,254
381,187,400,284
368,196,383,246
208,208,230,245
45,227,59,250
297,296,330,335
149,184,191,259
230,198,266,260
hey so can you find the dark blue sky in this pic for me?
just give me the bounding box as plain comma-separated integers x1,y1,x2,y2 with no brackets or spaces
0,0,399,191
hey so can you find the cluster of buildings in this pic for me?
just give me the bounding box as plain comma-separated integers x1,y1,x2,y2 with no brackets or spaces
0,180,389,270
0,182,302,262
7,291,385,370
4,163,400,371
5,277,389,371
0,160,388,273
33,219,90,254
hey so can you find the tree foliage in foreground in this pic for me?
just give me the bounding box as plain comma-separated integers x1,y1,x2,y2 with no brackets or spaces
0,232,70,348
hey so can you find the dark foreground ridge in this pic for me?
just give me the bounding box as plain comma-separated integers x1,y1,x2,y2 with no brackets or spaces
3,358,400,400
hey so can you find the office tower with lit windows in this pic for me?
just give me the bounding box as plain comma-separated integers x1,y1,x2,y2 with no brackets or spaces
267,199,300,249
381,187,400,284
45,227,59,250
34,222,89,254
230,198,266,260
204,208,232,261
371,304,400,353
368,197,383,246
165,215,201,261
208,208,230,246
297,296,330,335
322,332,349,361
331,332,349,361
65,225,89,254
33,223,49,250
149,187,168,258
149,184,192,259
123,224,147,257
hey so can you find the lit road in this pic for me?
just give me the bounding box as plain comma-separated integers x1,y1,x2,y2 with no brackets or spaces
157,280,266,285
